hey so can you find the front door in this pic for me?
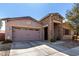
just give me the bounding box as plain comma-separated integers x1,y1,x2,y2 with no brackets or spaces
44,27,48,40
54,23,61,40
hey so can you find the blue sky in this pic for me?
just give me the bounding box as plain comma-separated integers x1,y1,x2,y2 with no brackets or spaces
0,3,73,20
0,3,74,30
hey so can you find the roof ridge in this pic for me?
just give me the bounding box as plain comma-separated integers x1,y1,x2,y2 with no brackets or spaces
1,16,34,20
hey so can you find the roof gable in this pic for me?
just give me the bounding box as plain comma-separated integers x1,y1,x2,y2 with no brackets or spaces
40,13,64,21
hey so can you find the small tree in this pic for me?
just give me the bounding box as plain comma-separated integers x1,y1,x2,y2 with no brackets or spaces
66,3,79,40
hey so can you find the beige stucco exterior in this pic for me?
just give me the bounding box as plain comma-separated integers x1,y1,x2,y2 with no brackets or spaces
2,13,74,42
63,22,74,40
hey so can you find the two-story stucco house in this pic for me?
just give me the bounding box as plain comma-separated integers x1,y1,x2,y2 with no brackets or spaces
2,13,74,42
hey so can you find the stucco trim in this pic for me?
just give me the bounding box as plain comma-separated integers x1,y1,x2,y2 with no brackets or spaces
43,24,48,27
53,20,61,23
12,26,42,29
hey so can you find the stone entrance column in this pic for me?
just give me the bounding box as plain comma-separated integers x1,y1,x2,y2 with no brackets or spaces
59,21,63,40
48,15,54,42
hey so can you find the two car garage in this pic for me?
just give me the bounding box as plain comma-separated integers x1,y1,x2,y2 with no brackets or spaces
12,27,41,42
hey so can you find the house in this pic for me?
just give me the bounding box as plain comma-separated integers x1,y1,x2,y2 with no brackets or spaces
0,30,5,41
2,13,73,42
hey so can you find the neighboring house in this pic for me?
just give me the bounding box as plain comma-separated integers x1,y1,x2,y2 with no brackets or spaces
2,13,73,42
0,30,5,41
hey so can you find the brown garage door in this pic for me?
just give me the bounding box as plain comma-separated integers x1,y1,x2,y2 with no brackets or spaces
12,27,40,42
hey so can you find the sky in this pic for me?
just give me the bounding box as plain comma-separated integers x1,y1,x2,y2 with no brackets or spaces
0,3,74,30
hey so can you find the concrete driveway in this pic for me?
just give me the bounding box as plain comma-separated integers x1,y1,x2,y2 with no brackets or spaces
9,40,79,56
0,40,79,56
9,41,67,56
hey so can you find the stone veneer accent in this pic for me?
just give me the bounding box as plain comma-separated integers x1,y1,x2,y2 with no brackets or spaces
40,13,64,42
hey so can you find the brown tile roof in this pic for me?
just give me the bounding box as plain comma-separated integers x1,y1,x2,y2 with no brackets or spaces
1,16,38,22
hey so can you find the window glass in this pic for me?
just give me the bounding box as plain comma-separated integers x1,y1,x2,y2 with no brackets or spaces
64,28,70,35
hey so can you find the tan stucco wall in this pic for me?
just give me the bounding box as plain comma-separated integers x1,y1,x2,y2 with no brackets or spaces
7,19,42,28
63,30,74,40
5,19,43,40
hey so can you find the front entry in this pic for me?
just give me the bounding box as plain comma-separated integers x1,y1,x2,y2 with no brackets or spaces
54,23,61,41
44,27,48,40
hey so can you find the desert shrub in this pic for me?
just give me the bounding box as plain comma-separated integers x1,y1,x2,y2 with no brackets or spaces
50,39,56,42
2,39,12,44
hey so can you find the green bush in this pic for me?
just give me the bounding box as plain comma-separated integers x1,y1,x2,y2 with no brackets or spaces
2,39,12,44
50,39,56,42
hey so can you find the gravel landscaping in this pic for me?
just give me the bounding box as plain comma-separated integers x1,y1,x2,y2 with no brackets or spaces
0,41,11,56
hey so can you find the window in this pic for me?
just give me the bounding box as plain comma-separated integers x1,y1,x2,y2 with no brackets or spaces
64,29,70,35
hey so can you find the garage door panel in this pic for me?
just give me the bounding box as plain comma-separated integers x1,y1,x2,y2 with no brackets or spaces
13,28,40,41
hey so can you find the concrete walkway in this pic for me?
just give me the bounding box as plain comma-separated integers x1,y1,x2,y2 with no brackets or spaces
9,40,79,56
